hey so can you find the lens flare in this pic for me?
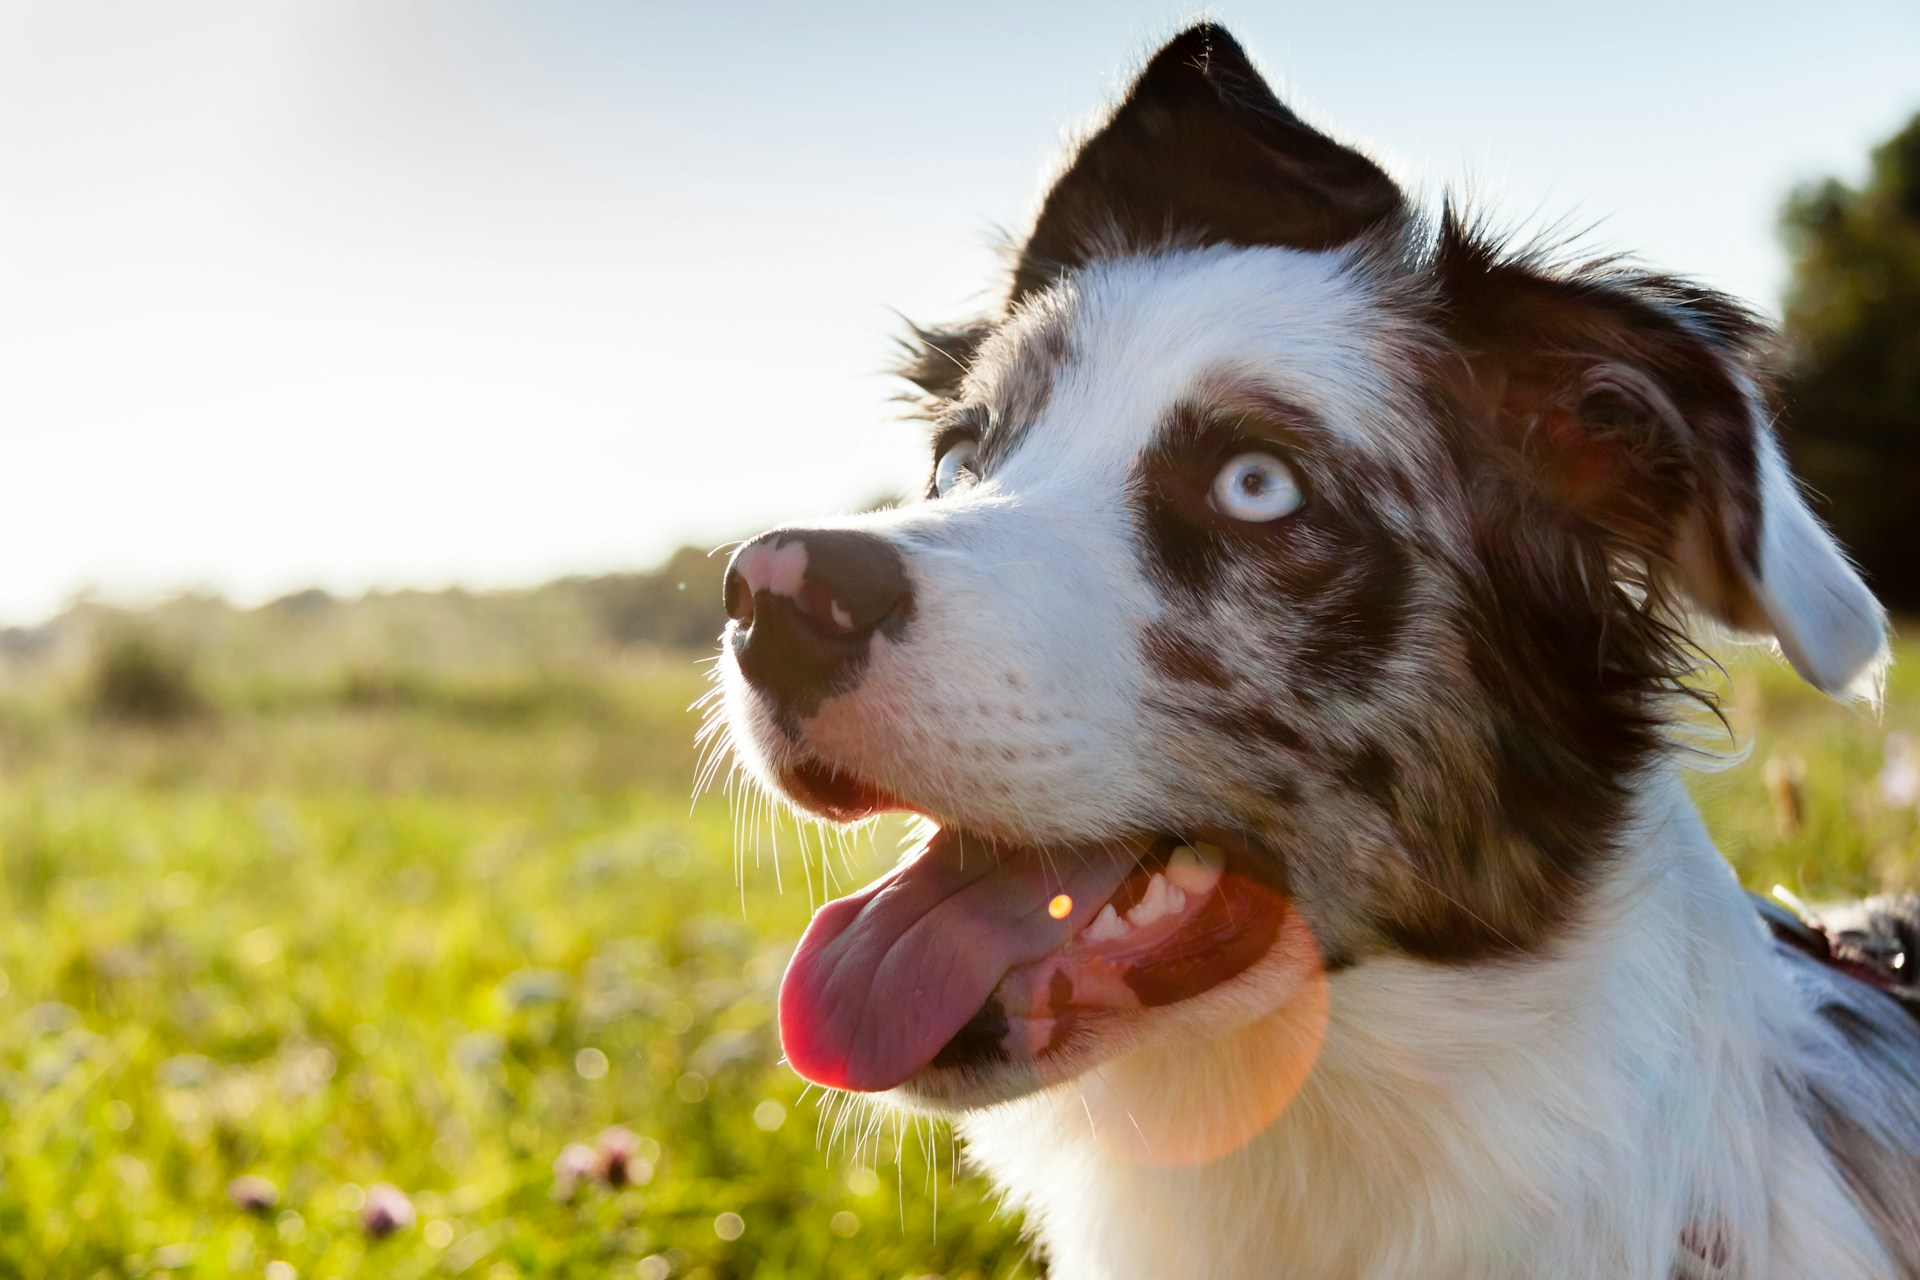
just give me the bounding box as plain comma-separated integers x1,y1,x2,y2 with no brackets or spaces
1074,887,1329,1168
1047,894,1073,920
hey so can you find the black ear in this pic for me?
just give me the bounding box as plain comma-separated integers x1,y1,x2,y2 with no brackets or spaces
1012,23,1406,303
1436,213,1887,698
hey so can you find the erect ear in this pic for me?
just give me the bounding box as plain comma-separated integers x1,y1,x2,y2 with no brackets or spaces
1011,23,1406,304
1437,214,1888,699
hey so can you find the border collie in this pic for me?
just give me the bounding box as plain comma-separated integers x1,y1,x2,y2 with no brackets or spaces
714,24,1920,1278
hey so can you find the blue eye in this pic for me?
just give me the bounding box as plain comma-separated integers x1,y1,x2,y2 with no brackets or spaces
934,439,980,497
1209,452,1303,522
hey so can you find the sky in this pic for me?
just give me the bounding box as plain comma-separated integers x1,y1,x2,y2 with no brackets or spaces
2,1,1917,625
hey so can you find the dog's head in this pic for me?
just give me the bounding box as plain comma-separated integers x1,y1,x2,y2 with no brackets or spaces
714,25,1887,1115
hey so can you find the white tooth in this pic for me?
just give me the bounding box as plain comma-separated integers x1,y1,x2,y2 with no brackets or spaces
1165,842,1225,895
1126,873,1186,927
830,601,855,631
1082,904,1129,942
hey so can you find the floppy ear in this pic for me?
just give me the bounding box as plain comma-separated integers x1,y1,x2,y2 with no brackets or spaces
1437,215,1888,699
1736,436,1889,698
1011,23,1406,303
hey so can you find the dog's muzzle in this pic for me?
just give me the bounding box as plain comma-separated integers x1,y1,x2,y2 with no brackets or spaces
723,528,913,714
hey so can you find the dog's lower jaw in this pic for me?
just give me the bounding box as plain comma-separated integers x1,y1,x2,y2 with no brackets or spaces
955,768,1916,1280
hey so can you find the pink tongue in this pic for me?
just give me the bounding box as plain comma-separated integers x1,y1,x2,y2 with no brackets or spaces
778,830,1141,1092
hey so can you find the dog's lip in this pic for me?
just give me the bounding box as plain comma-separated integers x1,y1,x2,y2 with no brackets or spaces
776,756,905,823
777,821,1289,1094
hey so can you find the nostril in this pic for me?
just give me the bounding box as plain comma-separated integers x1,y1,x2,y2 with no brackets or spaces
723,566,755,626
783,530,913,636
796,579,856,635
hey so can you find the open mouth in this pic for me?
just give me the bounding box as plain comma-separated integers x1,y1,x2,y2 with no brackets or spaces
777,804,1288,1094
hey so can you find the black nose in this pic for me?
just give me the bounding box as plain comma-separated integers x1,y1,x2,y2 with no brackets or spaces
723,528,912,714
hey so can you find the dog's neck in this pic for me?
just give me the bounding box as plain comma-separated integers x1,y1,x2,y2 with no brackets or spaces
957,767,1897,1279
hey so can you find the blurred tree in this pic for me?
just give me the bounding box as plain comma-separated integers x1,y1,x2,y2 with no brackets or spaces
85,623,208,723
569,544,728,651
1780,111,1920,610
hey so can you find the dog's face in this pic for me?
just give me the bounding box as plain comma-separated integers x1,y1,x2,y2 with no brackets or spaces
714,25,1887,1115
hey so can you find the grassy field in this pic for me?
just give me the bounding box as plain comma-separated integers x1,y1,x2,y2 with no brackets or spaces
0,610,1915,1279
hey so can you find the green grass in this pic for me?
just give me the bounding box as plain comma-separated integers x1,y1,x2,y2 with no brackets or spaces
1694,638,1920,898
0,636,1914,1279
0,657,1027,1280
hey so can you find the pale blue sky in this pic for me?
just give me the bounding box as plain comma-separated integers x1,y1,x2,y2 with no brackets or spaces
2,1,1916,623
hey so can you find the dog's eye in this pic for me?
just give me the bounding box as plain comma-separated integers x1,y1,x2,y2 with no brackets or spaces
934,439,980,497
1209,452,1303,522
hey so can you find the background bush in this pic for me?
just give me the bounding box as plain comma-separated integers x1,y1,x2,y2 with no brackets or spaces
1780,109,1920,610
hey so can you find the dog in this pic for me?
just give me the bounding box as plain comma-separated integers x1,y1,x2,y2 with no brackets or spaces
713,23,1920,1278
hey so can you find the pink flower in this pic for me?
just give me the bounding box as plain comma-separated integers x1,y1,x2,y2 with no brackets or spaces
359,1183,415,1238
595,1126,640,1188
227,1175,278,1215
552,1143,597,1200
1879,732,1919,809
